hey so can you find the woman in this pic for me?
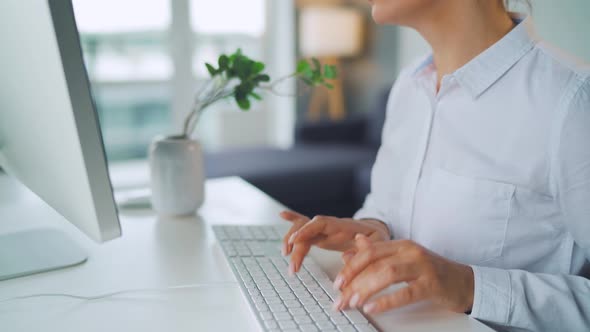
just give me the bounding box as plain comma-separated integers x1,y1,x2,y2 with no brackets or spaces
280,0,590,331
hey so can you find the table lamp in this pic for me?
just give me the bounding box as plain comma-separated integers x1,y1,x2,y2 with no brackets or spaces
299,5,364,120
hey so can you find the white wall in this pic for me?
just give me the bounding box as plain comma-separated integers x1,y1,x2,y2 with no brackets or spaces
395,0,590,73
530,0,590,62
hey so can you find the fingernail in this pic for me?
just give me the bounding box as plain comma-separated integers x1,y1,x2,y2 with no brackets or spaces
281,243,287,256
363,302,376,314
288,232,297,244
355,233,362,240
333,275,344,290
349,293,360,308
288,261,295,276
332,297,342,311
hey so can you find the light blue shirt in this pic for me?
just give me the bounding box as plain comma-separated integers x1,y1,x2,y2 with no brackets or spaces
354,15,590,332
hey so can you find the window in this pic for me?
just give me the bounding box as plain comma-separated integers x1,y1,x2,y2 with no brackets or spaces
190,0,265,36
190,0,266,89
73,0,292,161
188,0,268,149
73,0,173,161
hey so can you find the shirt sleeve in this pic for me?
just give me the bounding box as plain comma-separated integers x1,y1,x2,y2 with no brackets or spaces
469,77,590,331
354,192,394,238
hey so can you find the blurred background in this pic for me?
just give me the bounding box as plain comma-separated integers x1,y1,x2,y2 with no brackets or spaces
71,0,590,217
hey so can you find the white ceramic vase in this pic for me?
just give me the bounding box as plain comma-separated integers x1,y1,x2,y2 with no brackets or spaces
148,135,205,216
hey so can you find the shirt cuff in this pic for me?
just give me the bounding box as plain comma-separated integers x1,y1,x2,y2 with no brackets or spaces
469,265,512,326
353,209,394,239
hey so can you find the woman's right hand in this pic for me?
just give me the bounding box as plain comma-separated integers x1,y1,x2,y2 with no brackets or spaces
279,210,390,275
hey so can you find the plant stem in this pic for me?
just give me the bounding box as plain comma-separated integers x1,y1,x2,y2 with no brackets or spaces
183,80,214,136
183,77,232,136
185,89,234,136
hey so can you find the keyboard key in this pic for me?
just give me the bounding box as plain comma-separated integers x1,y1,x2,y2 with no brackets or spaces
299,323,319,332
344,310,369,324
260,311,274,321
253,298,265,305
255,303,269,312
273,312,292,321
300,298,318,306
278,321,298,329
310,312,329,322
318,299,333,308
265,297,282,304
264,320,278,329
275,287,292,294
284,300,301,308
294,315,313,324
355,324,378,332
289,307,307,316
269,304,287,312
331,315,350,325
316,320,336,329
305,304,323,313
337,325,357,332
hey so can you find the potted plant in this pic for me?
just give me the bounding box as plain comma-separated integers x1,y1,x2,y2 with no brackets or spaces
149,49,337,216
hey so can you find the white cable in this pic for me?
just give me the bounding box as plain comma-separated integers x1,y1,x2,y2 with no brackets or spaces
0,282,238,304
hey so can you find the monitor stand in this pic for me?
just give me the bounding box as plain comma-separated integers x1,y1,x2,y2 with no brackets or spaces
0,228,87,281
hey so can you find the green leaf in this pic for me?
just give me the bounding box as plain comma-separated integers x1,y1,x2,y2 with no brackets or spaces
236,96,251,110
250,92,262,100
323,82,334,89
299,66,314,79
205,63,217,76
241,81,255,94
255,74,270,82
229,48,242,63
296,60,310,73
218,55,229,70
234,55,249,79
253,61,265,74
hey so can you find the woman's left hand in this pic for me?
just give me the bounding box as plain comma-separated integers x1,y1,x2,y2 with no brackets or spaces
333,234,474,314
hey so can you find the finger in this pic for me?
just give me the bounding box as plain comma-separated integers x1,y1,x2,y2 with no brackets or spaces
282,221,305,256
362,281,428,314
281,212,309,256
341,248,357,263
289,215,333,245
355,233,373,249
334,237,405,290
367,229,385,242
289,241,312,274
283,222,307,256
315,232,353,250
280,210,309,223
338,258,420,310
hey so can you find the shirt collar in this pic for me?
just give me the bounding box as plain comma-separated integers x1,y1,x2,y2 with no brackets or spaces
411,14,539,98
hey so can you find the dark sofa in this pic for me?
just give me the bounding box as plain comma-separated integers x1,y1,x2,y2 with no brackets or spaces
204,88,389,218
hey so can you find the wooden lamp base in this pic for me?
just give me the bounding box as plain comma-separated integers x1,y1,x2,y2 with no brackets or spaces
307,56,345,121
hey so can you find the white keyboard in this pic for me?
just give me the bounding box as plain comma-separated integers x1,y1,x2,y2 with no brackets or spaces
213,225,379,332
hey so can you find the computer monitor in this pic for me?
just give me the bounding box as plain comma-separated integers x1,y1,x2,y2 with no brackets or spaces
0,0,121,280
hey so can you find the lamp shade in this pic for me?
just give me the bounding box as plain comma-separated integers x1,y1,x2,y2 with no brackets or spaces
299,6,364,58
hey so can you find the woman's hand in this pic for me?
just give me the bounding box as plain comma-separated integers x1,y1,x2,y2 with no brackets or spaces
333,234,474,314
279,210,390,275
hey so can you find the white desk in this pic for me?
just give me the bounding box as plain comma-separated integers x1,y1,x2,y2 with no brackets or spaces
0,166,493,332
